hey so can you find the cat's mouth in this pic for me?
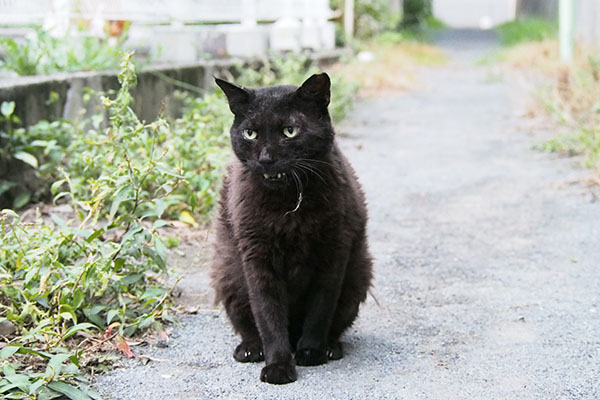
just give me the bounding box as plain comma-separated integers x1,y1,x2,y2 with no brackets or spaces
263,172,286,181
261,172,287,186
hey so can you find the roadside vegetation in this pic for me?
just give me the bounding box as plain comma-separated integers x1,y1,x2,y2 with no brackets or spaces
496,18,556,47
537,54,600,177
488,19,600,180
478,18,557,68
0,54,181,400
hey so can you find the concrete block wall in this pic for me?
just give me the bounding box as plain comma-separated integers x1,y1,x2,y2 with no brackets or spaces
0,59,236,128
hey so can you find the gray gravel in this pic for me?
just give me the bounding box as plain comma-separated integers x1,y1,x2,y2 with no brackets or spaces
94,30,600,399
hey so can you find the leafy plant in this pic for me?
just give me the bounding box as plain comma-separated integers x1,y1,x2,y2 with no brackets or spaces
0,38,42,76
0,102,75,208
0,28,127,76
0,53,180,399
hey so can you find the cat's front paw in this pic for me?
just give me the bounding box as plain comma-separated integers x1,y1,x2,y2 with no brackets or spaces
295,348,328,366
233,342,264,363
327,340,343,360
260,361,297,384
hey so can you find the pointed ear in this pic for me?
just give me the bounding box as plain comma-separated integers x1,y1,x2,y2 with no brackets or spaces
215,77,252,114
296,73,331,107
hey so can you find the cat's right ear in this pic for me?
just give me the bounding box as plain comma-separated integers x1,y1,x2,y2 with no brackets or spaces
215,78,252,115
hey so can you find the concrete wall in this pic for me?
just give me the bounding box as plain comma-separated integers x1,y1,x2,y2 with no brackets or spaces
0,60,232,128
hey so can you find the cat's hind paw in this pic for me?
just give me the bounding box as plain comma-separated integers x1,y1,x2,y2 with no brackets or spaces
233,342,264,363
260,361,297,384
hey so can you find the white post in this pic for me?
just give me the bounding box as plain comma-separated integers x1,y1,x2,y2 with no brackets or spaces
241,0,257,27
508,0,518,20
560,0,574,62
344,0,354,40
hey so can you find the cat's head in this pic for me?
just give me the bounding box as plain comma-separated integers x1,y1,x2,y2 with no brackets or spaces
215,73,334,189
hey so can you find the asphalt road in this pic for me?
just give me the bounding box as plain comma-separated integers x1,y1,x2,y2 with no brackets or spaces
94,30,600,399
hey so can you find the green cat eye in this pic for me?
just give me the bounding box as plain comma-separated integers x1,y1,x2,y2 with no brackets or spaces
283,126,298,138
243,129,257,140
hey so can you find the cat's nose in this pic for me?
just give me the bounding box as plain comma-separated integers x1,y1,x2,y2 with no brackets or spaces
258,148,274,166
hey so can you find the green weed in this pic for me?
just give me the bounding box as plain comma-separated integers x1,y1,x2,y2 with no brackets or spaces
541,127,600,171
0,28,127,76
0,53,180,399
534,55,600,175
496,18,556,47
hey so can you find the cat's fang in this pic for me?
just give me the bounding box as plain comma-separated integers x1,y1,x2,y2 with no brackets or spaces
263,173,270,179
277,173,281,179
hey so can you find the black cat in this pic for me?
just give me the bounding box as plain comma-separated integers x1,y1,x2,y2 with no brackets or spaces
211,73,373,385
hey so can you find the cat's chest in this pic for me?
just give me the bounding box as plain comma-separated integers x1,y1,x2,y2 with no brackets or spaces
261,211,321,263
269,232,314,291
235,189,325,237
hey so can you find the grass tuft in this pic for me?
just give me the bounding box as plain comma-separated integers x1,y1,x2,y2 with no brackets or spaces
496,18,557,47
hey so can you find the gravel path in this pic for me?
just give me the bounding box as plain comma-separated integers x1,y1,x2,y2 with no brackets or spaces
94,30,600,399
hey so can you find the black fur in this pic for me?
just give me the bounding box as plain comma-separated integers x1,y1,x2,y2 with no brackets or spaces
211,73,373,385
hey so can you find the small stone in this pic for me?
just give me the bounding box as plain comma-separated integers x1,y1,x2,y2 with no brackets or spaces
0,320,16,337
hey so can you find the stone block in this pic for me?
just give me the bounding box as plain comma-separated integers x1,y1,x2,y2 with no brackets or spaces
269,18,301,52
226,25,269,58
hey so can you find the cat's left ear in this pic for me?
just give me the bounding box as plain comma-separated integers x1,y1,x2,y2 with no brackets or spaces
296,73,330,107
215,77,253,115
